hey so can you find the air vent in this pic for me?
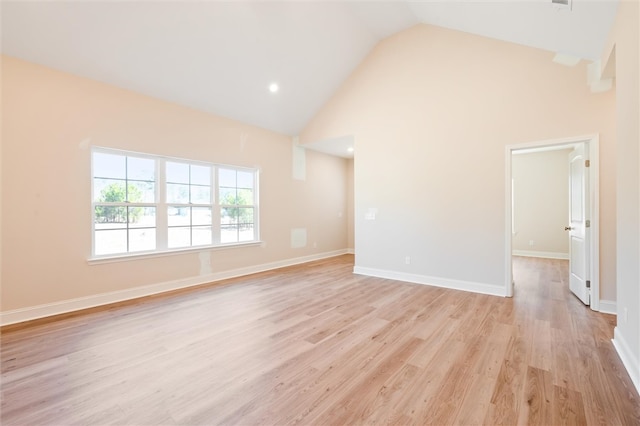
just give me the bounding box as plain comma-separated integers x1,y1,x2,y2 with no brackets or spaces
552,0,572,10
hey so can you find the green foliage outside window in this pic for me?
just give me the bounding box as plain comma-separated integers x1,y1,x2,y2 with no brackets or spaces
95,182,144,223
221,189,253,226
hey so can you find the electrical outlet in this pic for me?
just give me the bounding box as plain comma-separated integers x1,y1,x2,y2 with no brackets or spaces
529,240,534,247
405,256,411,265
624,307,628,323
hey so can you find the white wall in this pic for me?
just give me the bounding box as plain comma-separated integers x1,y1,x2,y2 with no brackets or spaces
512,149,571,258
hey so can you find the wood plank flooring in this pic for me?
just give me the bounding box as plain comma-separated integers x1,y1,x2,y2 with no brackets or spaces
2,255,639,425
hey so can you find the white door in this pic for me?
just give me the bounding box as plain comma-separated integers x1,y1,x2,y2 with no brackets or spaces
568,144,590,305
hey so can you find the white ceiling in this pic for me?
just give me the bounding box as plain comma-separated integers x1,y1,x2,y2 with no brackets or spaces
2,1,619,138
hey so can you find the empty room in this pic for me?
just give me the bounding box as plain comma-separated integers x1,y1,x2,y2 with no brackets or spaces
2,1,639,425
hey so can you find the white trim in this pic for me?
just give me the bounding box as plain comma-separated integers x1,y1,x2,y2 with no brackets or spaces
353,266,507,297
598,300,617,315
512,250,569,260
612,327,640,395
589,137,600,312
346,248,355,254
88,241,263,265
506,134,600,311
505,147,514,297
1,249,349,326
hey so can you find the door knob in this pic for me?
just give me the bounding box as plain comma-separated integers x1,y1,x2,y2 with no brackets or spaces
564,226,573,231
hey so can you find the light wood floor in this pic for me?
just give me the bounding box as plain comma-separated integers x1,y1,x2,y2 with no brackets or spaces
2,255,639,425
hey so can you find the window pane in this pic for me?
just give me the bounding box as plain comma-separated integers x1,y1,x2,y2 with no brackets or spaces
191,165,211,185
94,180,126,202
192,207,212,226
219,168,236,187
167,183,190,204
239,224,255,242
93,178,126,203
221,225,238,244
191,185,211,204
220,187,236,205
221,207,238,224
237,207,254,225
129,228,156,252
168,227,191,248
128,181,155,203
166,162,189,184
127,157,155,181
192,226,212,246
128,207,156,228
95,229,127,255
95,206,127,227
237,171,254,189
168,206,191,226
93,152,126,179
237,188,253,205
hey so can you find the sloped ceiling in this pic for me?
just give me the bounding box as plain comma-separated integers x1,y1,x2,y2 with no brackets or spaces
1,1,619,136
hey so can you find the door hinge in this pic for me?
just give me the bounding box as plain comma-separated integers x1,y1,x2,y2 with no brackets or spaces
586,280,591,288
585,159,590,167
586,219,591,228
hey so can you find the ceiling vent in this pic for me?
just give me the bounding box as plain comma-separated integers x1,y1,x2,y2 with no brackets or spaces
552,0,572,10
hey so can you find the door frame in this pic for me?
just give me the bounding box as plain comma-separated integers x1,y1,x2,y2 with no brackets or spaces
504,134,600,311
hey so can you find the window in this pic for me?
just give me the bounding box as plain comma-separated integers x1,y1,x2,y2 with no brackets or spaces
219,168,256,244
91,148,259,258
93,152,157,255
166,162,213,248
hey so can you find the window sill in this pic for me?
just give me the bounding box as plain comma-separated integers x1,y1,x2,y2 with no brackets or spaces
87,241,264,265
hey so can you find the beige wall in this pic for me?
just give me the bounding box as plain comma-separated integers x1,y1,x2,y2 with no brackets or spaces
512,149,572,256
301,24,616,299
605,0,640,388
0,56,3,302
347,159,354,250
1,56,349,313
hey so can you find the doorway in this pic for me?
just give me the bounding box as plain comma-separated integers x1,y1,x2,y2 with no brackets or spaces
505,135,600,311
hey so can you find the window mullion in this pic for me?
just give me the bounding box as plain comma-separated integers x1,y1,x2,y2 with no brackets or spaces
157,158,168,250
92,148,257,258
254,170,260,241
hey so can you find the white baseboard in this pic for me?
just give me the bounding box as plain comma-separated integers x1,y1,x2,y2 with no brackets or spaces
352,266,507,297
1,249,349,326
512,250,569,260
346,248,355,254
612,327,640,395
599,299,617,315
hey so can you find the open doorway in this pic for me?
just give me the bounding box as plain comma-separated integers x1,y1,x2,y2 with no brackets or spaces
505,135,600,311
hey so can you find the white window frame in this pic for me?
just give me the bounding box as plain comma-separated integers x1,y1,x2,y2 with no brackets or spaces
90,147,260,262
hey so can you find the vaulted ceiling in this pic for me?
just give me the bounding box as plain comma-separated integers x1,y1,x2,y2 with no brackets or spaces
1,1,619,136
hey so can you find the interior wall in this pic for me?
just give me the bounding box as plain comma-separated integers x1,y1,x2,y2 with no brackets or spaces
347,158,355,251
0,56,3,301
301,23,616,299
605,0,640,391
512,149,572,257
1,56,349,313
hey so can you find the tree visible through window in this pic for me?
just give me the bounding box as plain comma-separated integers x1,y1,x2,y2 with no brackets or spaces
93,152,156,255
91,148,259,257
219,168,256,244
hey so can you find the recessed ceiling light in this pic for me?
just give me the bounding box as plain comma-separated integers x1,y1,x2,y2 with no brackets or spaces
269,83,279,93
347,147,354,153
